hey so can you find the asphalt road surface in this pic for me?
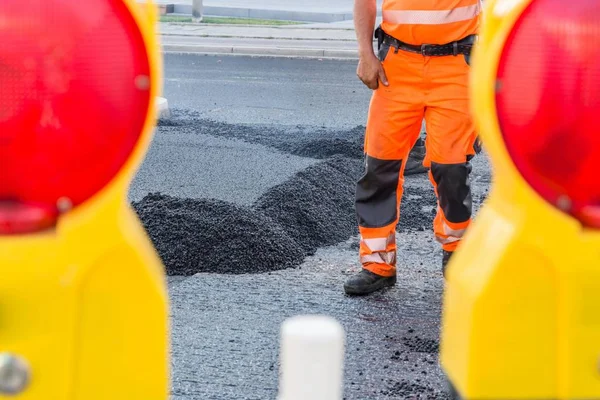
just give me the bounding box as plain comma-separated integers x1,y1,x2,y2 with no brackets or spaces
158,54,371,128
130,53,492,399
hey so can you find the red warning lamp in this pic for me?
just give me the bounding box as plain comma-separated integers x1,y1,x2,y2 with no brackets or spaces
0,0,152,234
495,0,600,228
0,0,170,400
0,1,168,398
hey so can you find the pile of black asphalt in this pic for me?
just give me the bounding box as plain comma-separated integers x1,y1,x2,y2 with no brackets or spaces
133,112,456,276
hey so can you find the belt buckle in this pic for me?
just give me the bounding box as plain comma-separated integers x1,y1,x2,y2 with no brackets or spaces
420,43,433,56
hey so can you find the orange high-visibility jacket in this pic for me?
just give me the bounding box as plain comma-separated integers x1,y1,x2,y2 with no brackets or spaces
381,0,482,45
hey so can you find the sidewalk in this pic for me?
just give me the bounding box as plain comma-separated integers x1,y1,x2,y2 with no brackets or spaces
155,0,387,59
159,21,382,59
153,0,383,22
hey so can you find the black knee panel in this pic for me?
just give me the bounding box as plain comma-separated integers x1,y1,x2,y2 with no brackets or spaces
356,155,402,228
430,162,473,223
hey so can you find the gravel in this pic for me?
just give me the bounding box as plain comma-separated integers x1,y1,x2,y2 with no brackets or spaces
133,194,304,275
255,156,363,253
133,116,476,276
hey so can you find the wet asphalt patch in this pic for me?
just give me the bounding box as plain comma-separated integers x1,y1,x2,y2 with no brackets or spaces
135,114,479,276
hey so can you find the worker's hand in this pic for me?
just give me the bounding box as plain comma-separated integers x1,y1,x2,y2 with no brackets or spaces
357,53,389,90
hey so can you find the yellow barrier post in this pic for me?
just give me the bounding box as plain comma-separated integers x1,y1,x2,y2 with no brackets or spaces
0,1,169,399
440,0,600,398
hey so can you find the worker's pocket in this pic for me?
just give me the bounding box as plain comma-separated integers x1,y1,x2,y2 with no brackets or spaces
378,43,392,63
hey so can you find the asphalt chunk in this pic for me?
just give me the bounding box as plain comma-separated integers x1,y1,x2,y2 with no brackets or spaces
133,193,304,275
401,336,440,354
381,379,451,399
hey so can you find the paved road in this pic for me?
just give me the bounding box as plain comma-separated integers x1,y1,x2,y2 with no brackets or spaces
131,53,492,399
132,54,369,204
159,53,371,128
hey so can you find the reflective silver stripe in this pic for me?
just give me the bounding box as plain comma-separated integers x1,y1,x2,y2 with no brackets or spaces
442,223,467,238
361,251,396,266
362,238,388,252
362,234,394,252
436,236,461,245
360,234,396,266
436,221,467,245
383,3,481,25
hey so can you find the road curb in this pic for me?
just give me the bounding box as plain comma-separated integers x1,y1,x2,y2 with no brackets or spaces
159,32,357,42
161,44,359,59
170,4,355,23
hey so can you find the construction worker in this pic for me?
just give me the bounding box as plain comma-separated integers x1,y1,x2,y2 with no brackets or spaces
344,0,481,295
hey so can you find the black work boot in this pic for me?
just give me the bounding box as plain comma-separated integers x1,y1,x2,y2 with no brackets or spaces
442,250,453,277
404,137,428,176
344,269,396,296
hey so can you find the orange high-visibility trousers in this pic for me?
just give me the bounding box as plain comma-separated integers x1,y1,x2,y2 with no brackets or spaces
356,40,477,278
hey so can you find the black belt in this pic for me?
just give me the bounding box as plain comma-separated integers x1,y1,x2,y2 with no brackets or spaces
376,26,477,57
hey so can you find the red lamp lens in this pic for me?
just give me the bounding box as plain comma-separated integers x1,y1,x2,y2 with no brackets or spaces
496,0,600,228
0,201,58,235
0,0,151,234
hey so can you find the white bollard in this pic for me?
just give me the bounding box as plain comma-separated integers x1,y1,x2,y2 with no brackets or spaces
192,0,203,23
278,315,345,400
155,96,170,120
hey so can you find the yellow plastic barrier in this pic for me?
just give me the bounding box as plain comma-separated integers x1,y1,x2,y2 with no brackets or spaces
0,1,168,398
441,0,600,398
